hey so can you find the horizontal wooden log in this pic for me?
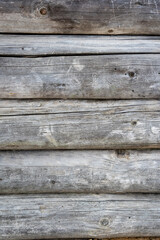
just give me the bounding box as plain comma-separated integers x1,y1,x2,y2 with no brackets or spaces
0,150,160,194
1,0,160,34
1,35,160,56
27,239,160,240
103,239,160,240
0,100,160,150
1,54,160,99
0,194,160,239
6,239,159,240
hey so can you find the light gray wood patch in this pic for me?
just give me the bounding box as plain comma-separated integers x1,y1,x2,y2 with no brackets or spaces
1,35,160,56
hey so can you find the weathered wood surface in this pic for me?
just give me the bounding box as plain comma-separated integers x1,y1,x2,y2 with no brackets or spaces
29,238,160,240
103,239,160,240
1,0,160,34
30,239,160,240
0,100,160,150
1,35,160,56
1,54,160,99
0,194,160,239
17,238,160,240
0,150,160,194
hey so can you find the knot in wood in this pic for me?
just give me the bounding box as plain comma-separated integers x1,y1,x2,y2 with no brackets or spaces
39,7,47,15
108,29,114,33
128,71,135,78
131,120,137,126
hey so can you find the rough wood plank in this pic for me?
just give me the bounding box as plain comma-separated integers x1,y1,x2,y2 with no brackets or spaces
31,237,160,240
1,0,160,34
1,35,160,56
103,239,160,240
23,238,160,240
0,100,160,150
32,238,160,240
0,150,160,194
1,54,160,99
0,194,160,239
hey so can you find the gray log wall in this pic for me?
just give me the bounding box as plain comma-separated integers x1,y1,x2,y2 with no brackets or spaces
0,1,160,239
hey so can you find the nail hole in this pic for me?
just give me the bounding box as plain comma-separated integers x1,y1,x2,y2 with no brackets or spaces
128,216,131,219
0,178,2,181
131,121,137,126
22,47,24,50
40,7,47,15
108,29,114,33
114,68,117,70
51,180,56,184
132,90,135,92
128,72,135,78
100,218,109,226
116,149,126,156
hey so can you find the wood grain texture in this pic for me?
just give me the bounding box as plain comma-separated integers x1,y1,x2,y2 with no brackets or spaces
0,194,160,239
103,239,160,240
1,0,160,34
29,238,160,240
1,35,160,56
6,237,159,240
1,54,160,99
0,100,160,150
15,238,160,240
0,150,160,194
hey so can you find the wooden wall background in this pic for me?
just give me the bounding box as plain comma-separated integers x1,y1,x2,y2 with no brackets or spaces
0,0,160,239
